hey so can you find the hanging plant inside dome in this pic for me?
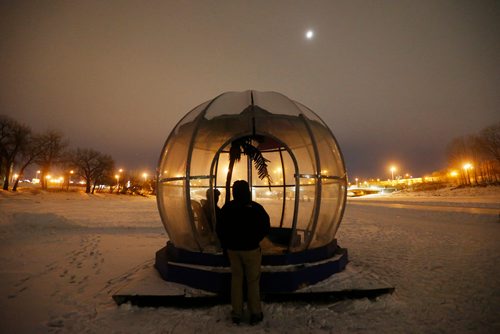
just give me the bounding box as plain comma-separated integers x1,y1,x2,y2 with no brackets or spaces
224,135,273,204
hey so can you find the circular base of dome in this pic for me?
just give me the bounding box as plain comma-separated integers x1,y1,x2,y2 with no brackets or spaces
154,240,348,293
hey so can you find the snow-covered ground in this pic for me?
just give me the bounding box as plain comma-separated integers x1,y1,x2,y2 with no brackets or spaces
0,187,499,333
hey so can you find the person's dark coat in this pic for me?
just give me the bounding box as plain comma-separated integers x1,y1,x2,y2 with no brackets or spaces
217,200,270,251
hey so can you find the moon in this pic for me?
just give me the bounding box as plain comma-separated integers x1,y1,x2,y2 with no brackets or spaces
305,30,314,40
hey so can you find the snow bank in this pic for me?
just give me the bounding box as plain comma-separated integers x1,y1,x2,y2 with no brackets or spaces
0,189,163,229
350,185,500,210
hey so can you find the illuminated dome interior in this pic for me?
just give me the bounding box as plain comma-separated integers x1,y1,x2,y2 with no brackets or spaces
157,90,347,254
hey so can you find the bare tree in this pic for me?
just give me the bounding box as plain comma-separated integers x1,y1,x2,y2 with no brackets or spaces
93,168,116,194
446,136,469,185
70,148,114,193
479,122,500,164
478,122,500,183
35,131,67,190
0,116,11,178
12,134,46,191
91,155,114,194
447,122,500,186
0,115,31,190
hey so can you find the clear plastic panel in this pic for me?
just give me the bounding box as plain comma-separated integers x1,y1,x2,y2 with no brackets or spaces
159,141,189,180
281,186,296,229
188,179,211,202
253,91,302,116
204,91,252,119
253,185,296,230
310,121,345,177
189,180,219,250
296,103,345,177
157,181,198,251
293,145,316,175
255,115,317,175
196,115,253,152
309,180,341,248
294,102,327,127
254,115,311,150
251,150,282,187
174,101,210,134
189,146,216,178
331,183,347,237
294,179,316,233
215,151,248,204
253,188,282,228
280,150,297,186
159,121,194,179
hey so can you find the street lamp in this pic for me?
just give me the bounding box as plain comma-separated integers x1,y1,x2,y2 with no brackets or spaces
390,166,397,182
115,169,124,193
463,162,473,185
115,174,120,193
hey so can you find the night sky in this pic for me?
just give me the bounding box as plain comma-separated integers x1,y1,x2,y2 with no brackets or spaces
1,1,499,179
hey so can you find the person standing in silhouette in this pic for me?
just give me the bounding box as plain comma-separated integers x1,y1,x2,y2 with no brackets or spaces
216,180,270,325
201,188,221,234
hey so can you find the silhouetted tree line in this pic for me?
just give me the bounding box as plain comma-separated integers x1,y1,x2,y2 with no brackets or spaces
446,122,500,186
0,114,115,193
115,171,155,196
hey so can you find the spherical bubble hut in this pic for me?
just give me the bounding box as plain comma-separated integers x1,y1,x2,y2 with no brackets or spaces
155,91,348,293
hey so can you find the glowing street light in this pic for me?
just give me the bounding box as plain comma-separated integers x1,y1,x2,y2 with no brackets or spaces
115,174,120,192
142,172,148,181
463,162,473,185
115,169,124,193
390,166,397,181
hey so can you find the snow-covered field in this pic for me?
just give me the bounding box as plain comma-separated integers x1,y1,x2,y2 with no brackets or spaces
0,187,499,333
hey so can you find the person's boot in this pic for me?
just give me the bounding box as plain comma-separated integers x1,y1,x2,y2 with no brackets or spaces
231,311,241,325
250,312,263,325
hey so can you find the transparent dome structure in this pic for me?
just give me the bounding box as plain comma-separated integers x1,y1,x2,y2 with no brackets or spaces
157,90,347,254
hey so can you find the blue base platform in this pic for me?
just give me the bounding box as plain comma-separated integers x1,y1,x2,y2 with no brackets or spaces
154,239,348,294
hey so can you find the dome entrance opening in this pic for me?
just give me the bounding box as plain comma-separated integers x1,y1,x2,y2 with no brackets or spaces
209,134,300,253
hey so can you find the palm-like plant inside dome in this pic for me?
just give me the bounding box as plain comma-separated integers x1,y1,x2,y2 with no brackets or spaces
224,136,272,204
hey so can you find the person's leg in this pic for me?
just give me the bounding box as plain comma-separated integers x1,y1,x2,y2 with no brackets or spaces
227,250,244,321
242,248,262,317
